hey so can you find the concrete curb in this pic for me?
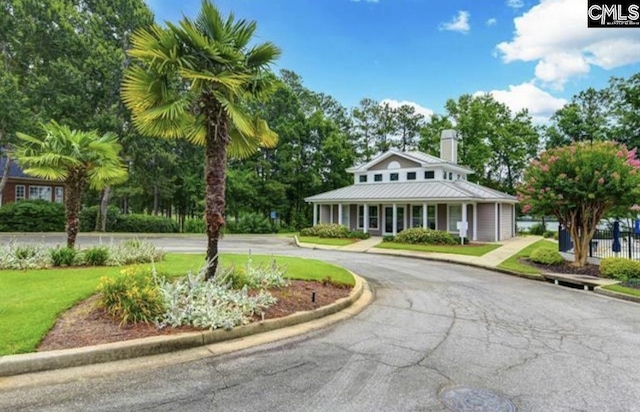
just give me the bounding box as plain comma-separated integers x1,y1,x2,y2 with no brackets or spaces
594,286,640,304
0,274,367,377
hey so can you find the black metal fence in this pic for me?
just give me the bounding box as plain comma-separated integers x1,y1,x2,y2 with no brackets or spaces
559,227,640,260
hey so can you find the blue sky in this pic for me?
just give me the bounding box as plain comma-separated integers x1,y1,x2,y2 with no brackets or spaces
146,0,640,123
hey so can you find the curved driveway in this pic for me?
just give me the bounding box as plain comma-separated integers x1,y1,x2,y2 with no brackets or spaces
2,235,640,411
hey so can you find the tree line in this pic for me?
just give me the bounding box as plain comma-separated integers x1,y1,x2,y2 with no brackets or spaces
2,1,640,233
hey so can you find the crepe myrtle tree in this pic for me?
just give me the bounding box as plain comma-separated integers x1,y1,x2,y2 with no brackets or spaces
518,140,640,267
15,121,128,248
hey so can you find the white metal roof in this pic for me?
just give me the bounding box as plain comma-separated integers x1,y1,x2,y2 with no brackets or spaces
304,180,517,203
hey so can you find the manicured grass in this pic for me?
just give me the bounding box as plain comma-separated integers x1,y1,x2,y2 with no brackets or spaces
497,239,557,274
602,284,640,297
297,236,357,246
0,253,352,356
375,241,501,256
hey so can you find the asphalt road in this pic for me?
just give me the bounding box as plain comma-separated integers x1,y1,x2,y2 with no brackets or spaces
2,235,640,411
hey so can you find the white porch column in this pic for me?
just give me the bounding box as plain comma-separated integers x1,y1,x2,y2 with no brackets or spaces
494,203,499,242
392,203,398,236
423,203,428,229
330,204,334,224
313,203,318,226
435,204,439,230
363,204,369,234
462,202,468,240
472,203,478,241
338,204,343,227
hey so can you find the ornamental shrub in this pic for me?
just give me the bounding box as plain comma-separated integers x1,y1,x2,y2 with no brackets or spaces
234,213,273,234
316,224,349,238
183,217,206,233
348,230,370,240
50,246,78,266
529,248,564,265
299,227,317,236
528,223,546,236
113,214,179,233
600,257,640,281
79,205,120,232
98,266,165,325
0,200,65,232
395,228,456,245
84,246,110,266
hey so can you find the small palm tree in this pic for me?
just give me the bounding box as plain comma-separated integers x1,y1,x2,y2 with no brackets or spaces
15,121,128,248
122,0,281,280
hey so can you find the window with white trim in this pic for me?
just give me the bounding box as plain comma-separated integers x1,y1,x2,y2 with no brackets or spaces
54,187,64,203
390,173,399,181
407,172,416,180
374,174,382,182
424,170,435,179
15,185,25,201
448,204,462,232
411,205,422,228
358,205,379,229
29,185,52,201
369,206,379,229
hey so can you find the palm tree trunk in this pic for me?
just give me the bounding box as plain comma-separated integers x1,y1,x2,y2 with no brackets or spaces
65,169,87,248
204,105,230,281
99,186,111,232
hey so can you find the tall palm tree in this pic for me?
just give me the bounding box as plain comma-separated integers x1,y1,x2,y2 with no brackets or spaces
15,121,128,248
121,0,281,280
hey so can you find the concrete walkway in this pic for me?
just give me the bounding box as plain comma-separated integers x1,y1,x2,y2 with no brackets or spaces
339,236,384,252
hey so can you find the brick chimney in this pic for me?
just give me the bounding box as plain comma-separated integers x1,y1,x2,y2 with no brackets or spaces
440,129,459,164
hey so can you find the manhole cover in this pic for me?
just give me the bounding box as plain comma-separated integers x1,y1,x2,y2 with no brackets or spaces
439,385,516,412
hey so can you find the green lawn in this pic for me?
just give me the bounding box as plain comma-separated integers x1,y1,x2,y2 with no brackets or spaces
374,242,501,256
602,284,640,297
297,236,357,246
497,239,557,274
0,253,353,356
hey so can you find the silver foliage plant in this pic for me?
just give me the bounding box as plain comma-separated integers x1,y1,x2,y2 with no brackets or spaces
105,239,165,266
155,261,278,331
223,256,290,290
0,239,164,270
0,243,51,269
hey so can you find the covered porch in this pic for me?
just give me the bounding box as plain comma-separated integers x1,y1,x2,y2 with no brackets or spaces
312,202,478,240
311,201,515,242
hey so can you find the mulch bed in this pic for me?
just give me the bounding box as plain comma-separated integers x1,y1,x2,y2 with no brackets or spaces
38,280,351,352
520,258,601,277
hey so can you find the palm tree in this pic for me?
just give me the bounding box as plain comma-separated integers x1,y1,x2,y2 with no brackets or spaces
15,121,128,248
121,0,281,280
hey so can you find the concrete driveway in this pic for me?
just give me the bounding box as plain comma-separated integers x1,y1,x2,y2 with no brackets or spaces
2,235,640,411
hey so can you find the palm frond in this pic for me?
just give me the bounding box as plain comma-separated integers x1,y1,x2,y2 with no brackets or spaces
246,42,281,69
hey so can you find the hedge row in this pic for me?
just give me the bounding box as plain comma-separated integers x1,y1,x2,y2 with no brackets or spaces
0,201,178,233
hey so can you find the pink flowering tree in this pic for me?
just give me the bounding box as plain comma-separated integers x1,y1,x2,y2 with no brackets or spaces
518,141,640,267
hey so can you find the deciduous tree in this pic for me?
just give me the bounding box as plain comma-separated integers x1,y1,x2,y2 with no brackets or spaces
518,141,640,266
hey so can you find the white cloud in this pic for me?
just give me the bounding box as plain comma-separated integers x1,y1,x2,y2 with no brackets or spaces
496,0,640,89
486,18,497,26
507,0,524,9
380,99,434,119
475,82,567,123
439,11,470,34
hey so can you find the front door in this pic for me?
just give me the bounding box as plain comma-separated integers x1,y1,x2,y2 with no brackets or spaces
384,206,405,235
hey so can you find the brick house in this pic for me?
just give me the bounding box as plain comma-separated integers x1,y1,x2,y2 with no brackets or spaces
0,157,65,206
